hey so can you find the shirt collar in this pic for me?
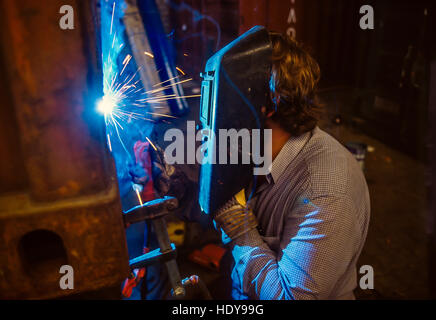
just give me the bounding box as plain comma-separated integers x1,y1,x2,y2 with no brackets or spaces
268,130,312,184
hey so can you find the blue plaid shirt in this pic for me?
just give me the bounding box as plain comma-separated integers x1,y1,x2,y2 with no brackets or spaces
230,127,370,300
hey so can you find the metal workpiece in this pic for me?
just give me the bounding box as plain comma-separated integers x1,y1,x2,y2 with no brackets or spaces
0,1,129,299
129,243,177,269
123,195,185,298
123,196,178,224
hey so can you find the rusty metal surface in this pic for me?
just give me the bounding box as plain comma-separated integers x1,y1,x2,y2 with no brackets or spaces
0,0,110,201
0,54,28,194
0,185,127,299
0,0,129,299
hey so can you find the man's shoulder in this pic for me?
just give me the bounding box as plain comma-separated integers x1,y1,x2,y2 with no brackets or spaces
298,127,365,195
300,127,352,166
305,127,349,156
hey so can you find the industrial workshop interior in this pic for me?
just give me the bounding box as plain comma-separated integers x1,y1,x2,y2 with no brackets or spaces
0,0,435,304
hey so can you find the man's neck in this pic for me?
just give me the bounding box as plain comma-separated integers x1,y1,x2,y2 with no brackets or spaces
266,119,292,161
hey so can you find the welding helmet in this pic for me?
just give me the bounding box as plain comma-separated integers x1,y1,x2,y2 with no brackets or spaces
198,26,273,214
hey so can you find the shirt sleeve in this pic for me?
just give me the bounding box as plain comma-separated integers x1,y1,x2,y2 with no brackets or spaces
230,193,361,300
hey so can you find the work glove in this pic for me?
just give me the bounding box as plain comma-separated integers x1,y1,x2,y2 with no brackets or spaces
150,145,192,208
213,189,258,243
130,141,156,203
128,163,149,186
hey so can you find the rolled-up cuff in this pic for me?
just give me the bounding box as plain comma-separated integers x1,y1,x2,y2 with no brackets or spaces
231,228,264,247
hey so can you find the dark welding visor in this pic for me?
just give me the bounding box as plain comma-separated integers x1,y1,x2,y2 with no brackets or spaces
198,26,272,214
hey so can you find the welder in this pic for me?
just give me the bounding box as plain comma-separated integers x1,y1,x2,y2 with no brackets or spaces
158,28,370,300
214,31,370,300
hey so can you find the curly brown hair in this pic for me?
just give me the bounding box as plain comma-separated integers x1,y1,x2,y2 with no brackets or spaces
268,33,322,136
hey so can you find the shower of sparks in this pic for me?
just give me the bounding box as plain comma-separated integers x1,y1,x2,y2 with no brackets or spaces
101,58,197,128
101,1,200,158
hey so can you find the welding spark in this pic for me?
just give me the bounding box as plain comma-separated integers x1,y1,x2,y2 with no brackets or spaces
135,188,143,206
144,51,154,58
151,94,200,101
100,0,198,163
145,137,157,151
152,76,179,87
144,78,193,95
110,2,115,35
122,54,131,65
107,133,113,152
120,54,132,76
176,67,186,75
146,112,178,119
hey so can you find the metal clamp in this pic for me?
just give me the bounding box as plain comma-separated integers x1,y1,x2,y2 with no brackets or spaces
123,196,185,298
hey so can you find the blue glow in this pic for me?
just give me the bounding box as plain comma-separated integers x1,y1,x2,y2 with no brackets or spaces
101,0,126,95
99,1,196,213
97,95,117,115
100,0,154,211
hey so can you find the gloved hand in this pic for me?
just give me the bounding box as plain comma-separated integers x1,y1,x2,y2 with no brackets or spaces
130,141,156,203
213,189,258,242
149,144,193,213
128,163,149,186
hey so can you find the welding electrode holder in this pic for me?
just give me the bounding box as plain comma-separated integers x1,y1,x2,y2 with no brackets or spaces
123,196,186,298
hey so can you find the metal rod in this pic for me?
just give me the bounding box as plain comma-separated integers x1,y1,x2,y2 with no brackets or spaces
152,218,185,298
